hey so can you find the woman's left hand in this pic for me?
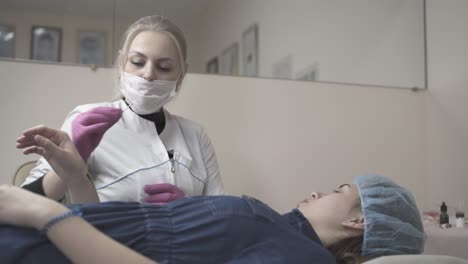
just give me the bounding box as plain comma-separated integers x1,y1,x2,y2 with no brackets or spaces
144,183,185,204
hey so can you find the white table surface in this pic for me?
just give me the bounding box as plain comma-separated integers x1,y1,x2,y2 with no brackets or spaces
424,223,468,260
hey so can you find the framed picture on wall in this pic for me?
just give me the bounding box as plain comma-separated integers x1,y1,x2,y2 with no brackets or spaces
296,63,320,81
206,57,219,74
220,42,239,76
0,24,15,58
78,31,106,65
242,24,258,77
31,26,62,62
272,55,292,80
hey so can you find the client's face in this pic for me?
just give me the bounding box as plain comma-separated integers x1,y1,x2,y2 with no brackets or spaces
297,184,362,234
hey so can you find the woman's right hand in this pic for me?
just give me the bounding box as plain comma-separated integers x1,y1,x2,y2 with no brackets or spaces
0,184,67,229
16,125,88,185
71,107,122,162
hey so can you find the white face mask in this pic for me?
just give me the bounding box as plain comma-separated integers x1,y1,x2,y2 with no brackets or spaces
119,72,178,115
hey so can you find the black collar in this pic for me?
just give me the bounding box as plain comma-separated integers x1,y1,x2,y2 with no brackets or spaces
123,98,166,134
282,209,323,246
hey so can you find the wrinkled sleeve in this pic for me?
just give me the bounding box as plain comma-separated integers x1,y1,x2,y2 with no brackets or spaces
224,240,335,264
199,129,224,195
223,241,284,264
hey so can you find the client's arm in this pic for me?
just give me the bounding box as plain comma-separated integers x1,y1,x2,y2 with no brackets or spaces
16,125,99,203
39,170,67,201
0,185,156,264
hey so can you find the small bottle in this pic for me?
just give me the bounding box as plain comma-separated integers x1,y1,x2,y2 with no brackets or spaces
440,202,449,225
456,211,465,228
455,200,465,228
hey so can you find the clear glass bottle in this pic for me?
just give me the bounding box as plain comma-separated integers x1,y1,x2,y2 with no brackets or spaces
455,200,465,228
455,211,465,228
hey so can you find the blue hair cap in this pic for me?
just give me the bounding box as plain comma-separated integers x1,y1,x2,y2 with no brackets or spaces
353,174,425,257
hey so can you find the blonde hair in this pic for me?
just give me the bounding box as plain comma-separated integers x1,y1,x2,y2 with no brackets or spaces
113,15,187,99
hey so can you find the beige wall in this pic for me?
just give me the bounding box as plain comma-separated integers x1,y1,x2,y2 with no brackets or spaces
425,0,468,213
0,61,115,186
169,75,427,212
0,60,426,213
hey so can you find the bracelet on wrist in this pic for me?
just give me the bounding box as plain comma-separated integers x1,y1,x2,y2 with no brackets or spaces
40,207,83,235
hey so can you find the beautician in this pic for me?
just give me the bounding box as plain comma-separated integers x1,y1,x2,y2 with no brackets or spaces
22,15,224,203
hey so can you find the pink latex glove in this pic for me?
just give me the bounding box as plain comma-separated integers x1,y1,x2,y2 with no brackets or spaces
71,107,122,162
144,183,185,205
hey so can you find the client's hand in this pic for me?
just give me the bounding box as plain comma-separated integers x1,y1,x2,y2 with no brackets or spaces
71,107,122,162
16,125,88,184
0,185,67,229
144,183,185,205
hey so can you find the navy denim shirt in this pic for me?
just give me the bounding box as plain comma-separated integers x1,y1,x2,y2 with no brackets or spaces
0,195,336,264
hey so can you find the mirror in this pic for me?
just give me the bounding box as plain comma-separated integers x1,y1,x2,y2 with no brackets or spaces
0,0,426,88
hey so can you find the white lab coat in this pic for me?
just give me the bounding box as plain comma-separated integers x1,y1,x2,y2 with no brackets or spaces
23,100,224,202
